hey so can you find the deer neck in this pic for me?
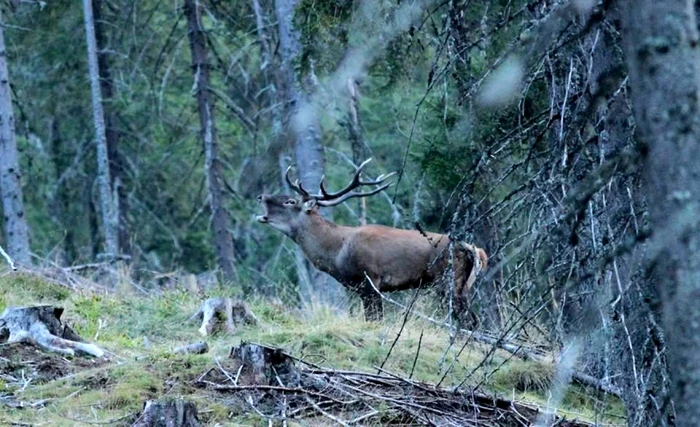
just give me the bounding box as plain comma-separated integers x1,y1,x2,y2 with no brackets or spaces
291,212,346,271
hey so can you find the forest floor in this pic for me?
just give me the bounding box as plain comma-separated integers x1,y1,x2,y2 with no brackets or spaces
0,271,625,426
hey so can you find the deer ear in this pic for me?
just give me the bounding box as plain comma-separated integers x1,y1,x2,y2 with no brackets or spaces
302,199,317,212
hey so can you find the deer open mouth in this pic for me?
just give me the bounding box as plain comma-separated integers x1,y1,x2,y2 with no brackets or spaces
256,195,269,223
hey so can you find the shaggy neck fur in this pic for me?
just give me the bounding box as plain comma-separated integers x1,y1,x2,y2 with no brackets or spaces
289,211,347,271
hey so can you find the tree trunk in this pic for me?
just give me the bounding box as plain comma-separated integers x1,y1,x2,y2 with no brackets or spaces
82,0,119,260
274,0,346,307
346,79,367,226
132,399,201,427
93,0,130,257
621,1,700,424
184,0,237,282
0,8,30,266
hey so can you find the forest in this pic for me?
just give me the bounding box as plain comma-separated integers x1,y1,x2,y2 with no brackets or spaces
0,0,697,426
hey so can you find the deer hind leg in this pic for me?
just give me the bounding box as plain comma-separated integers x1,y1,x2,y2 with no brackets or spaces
360,277,383,321
453,250,479,329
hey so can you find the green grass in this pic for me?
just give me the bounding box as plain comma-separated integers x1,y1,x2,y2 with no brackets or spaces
0,271,625,425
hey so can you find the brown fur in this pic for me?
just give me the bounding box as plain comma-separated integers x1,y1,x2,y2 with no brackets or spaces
257,194,488,322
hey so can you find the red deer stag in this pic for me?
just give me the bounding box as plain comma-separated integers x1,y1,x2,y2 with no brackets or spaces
256,159,488,322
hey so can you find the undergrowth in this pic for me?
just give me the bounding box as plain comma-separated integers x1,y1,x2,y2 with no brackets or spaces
0,271,625,426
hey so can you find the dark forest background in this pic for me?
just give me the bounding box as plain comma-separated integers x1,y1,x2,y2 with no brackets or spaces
2,1,700,425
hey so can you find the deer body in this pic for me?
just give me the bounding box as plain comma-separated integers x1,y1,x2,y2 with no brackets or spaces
257,159,488,321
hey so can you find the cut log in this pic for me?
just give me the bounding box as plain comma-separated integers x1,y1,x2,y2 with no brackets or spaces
131,398,201,427
0,305,104,357
188,297,257,336
229,342,299,387
173,341,209,355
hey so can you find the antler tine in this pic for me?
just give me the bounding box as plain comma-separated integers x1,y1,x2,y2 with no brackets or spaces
284,165,310,197
315,158,381,200
316,182,393,207
319,175,332,198
359,171,396,186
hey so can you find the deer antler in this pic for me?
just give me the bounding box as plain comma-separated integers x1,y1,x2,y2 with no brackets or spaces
316,158,395,207
285,158,395,206
285,165,310,197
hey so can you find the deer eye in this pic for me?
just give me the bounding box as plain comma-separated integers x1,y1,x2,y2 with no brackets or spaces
284,199,297,206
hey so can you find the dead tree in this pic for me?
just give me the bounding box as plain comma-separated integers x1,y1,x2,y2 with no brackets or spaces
229,342,299,386
0,305,104,357
188,297,258,336
184,0,237,281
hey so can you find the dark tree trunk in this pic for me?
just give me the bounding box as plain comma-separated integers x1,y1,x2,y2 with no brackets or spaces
184,0,237,281
93,0,130,257
620,0,700,424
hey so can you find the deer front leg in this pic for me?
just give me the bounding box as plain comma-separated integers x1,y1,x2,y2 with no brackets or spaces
360,277,383,321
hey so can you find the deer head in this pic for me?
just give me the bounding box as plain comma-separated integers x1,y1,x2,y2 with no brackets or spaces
256,158,395,237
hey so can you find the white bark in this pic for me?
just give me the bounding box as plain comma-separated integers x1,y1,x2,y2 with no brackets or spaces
0,8,30,265
274,0,347,307
82,0,119,259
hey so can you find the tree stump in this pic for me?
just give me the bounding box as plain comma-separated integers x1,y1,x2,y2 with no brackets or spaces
188,297,257,336
229,342,299,387
0,305,104,357
131,398,200,427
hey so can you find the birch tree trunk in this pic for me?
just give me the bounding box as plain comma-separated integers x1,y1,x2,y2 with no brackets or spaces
83,0,119,260
0,8,30,265
274,0,346,307
621,1,700,424
184,0,237,281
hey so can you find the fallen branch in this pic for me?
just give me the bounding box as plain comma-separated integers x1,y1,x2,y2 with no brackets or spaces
0,244,16,270
0,305,104,357
197,343,598,427
173,341,209,355
364,274,622,397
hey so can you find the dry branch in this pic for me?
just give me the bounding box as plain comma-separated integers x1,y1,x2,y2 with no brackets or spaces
196,344,597,427
365,276,622,397
173,341,209,355
0,244,16,270
228,342,300,386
